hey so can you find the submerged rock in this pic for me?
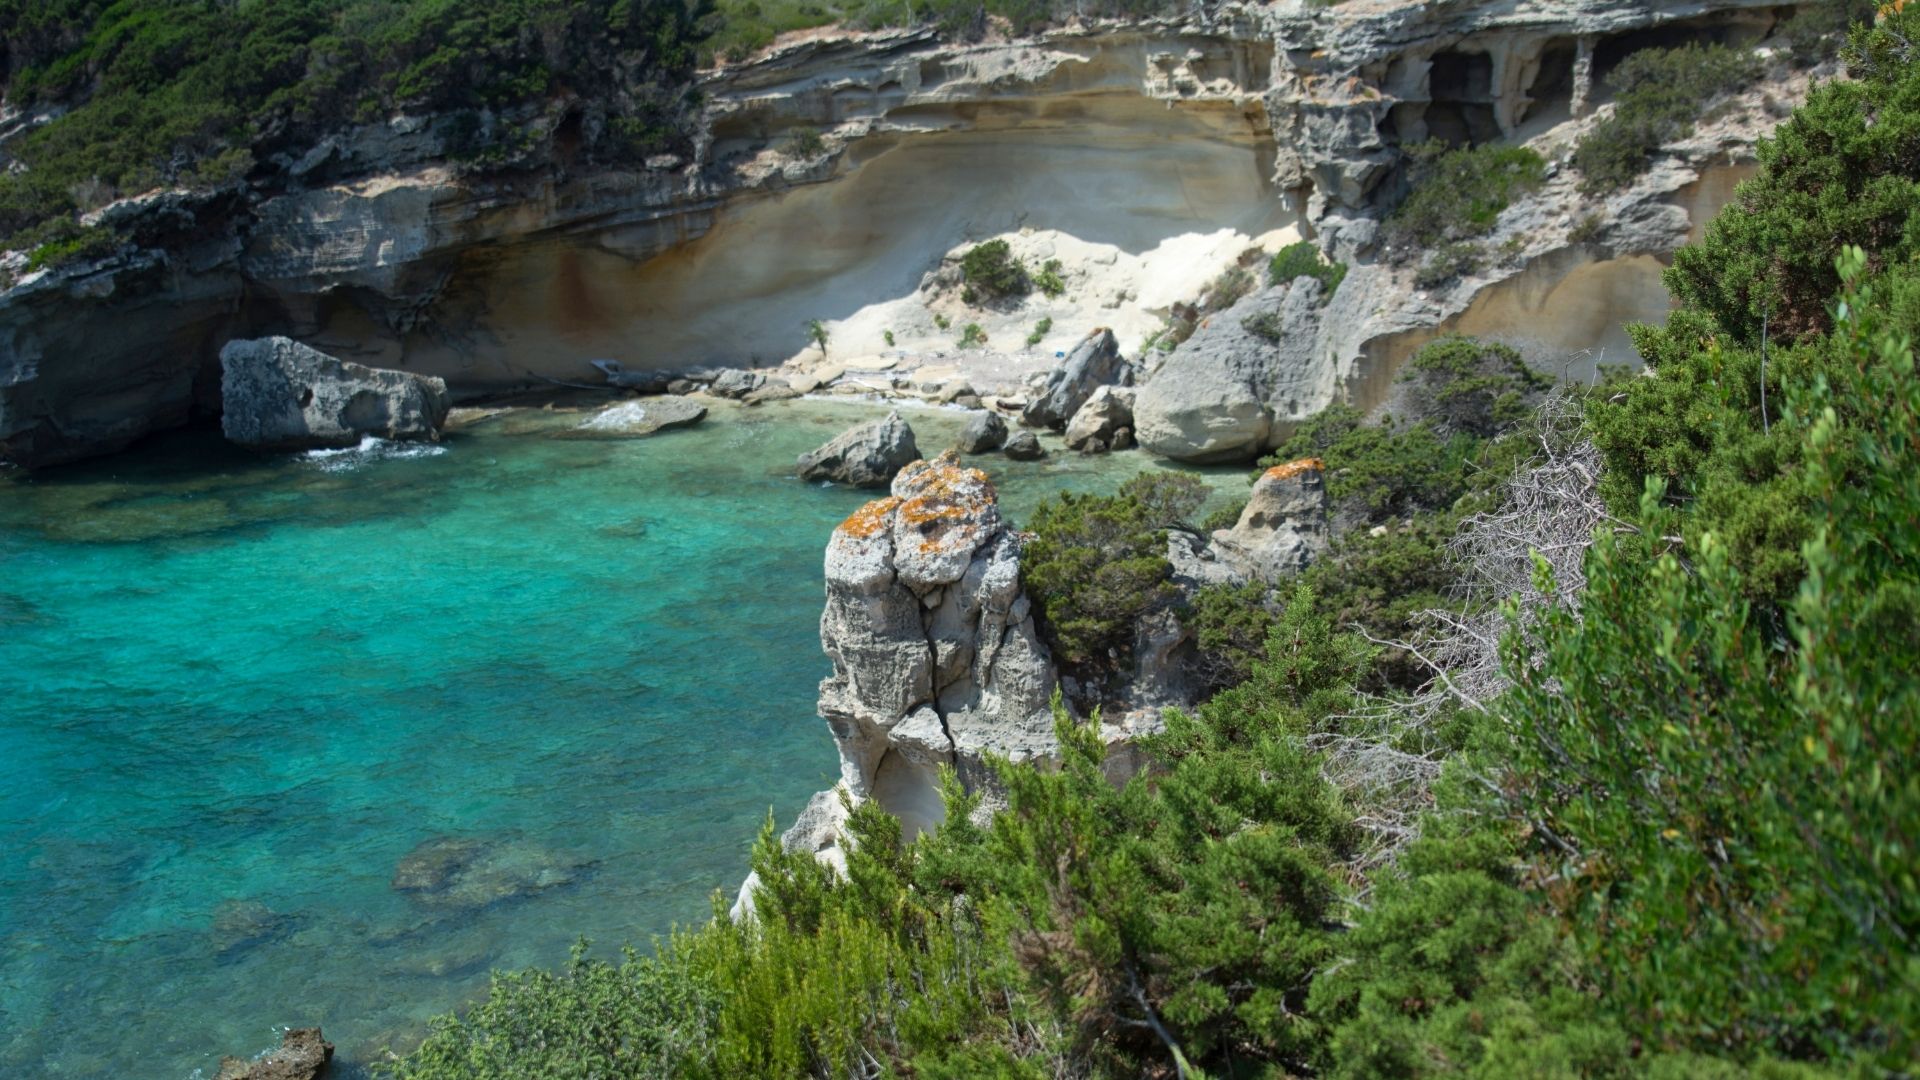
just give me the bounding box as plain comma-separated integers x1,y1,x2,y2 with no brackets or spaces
215,1027,333,1080
571,396,707,437
1022,328,1126,430
957,411,1007,453
1002,430,1045,461
210,899,296,960
1210,457,1330,582
220,337,450,451
391,834,592,912
796,411,919,487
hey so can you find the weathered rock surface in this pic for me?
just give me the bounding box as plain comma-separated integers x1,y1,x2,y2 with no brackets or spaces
215,1027,333,1080
1134,282,1327,463
957,410,1007,453
1064,385,1135,452
390,834,592,912
708,368,770,399
1022,329,1126,430
571,396,707,437
220,337,450,451
796,411,919,487
1002,430,1045,461
787,452,1059,866
1211,458,1330,582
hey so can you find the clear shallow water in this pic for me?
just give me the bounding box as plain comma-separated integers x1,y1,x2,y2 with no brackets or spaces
0,396,1235,1077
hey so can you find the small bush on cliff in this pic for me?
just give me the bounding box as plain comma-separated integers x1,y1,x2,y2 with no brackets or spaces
1268,240,1348,301
1022,471,1207,691
958,239,1028,303
1384,141,1545,259
1572,43,1762,195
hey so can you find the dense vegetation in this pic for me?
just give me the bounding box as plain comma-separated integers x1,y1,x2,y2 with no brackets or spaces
1267,240,1347,302
1383,141,1545,286
373,11,1916,1080
1571,43,1761,195
0,1,716,260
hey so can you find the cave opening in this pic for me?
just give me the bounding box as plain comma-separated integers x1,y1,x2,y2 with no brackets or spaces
1592,14,1772,83
1424,49,1500,147
1520,38,1578,128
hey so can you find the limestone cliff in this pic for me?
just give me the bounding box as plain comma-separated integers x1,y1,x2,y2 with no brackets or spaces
0,0,1792,467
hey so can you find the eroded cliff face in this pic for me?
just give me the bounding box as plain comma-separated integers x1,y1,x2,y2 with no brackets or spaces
0,0,1788,467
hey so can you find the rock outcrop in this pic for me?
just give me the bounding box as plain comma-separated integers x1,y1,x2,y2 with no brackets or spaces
1211,458,1330,582
957,410,1008,453
1063,385,1135,453
1022,329,1126,430
1002,430,1045,461
215,1028,333,1080
219,337,450,451
788,452,1058,865
796,411,919,487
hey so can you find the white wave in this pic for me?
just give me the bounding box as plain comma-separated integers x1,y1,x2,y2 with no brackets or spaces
301,435,448,473
577,400,653,432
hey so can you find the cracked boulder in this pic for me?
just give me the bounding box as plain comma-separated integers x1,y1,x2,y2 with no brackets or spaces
796,410,920,487
807,451,1058,853
220,336,450,451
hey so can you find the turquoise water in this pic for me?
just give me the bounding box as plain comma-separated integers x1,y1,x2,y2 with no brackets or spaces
0,396,1235,1077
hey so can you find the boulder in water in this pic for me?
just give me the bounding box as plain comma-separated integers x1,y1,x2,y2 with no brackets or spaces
957,411,1007,453
1064,386,1134,452
708,368,768,399
215,1027,333,1080
796,411,919,487
1003,430,1045,461
391,834,592,912
572,396,707,437
210,899,296,960
220,337,450,451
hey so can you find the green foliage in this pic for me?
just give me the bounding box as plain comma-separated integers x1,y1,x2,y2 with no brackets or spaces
958,239,1028,303
1265,405,1474,524
0,0,714,248
956,322,987,348
1021,471,1207,689
805,318,829,353
1241,310,1285,343
1184,581,1277,694
1025,316,1051,347
932,312,951,331
1504,256,1920,1064
1569,213,1606,244
1772,0,1879,67
1033,259,1065,298
1267,239,1348,301
882,329,895,347
1199,264,1255,313
1664,13,1920,345
780,125,825,158
1385,141,1546,257
1572,44,1762,195
1414,240,1483,288
1400,336,1546,438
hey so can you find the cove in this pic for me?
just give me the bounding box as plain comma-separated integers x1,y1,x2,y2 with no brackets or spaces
0,398,1236,1077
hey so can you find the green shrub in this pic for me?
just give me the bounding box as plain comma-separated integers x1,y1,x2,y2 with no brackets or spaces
1384,142,1546,257
1022,471,1207,689
1569,213,1607,244
1199,264,1256,312
1267,240,1348,301
1025,316,1051,347
1033,259,1065,298
1398,336,1546,438
882,329,895,347
1572,44,1762,195
958,239,1028,303
955,322,987,348
932,312,951,330
1772,0,1879,67
1413,241,1482,288
1184,581,1277,694
780,125,825,158
1241,310,1285,343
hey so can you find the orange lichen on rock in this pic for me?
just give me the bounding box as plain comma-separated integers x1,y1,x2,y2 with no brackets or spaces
893,452,999,554
1262,457,1324,483
838,496,902,539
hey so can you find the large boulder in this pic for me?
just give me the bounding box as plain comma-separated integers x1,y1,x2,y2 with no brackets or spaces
708,368,770,399
571,396,706,437
1132,282,1332,463
1003,430,1045,461
215,1028,333,1080
1211,457,1330,581
796,411,919,487
1022,328,1126,430
1063,385,1135,452
220,337,450,451
957,411,1007,453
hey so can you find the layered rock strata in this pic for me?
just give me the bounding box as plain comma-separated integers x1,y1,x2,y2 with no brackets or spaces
0,0,1796,468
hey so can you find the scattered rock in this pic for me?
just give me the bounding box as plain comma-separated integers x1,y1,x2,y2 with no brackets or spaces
1003,430,1045,461
1022,329,1126,430
1210,457,1330,581
1063,385,1135,452
215,1027,333,1080
953,393,983,410
219,337,450,451
957,411,1008,453
745,382,802,406
570,396,707,437
936,379,976,404
590,360,672,393
1110,426,1135,451
667,379,699,395
707,368,768,399
796,411,919,487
